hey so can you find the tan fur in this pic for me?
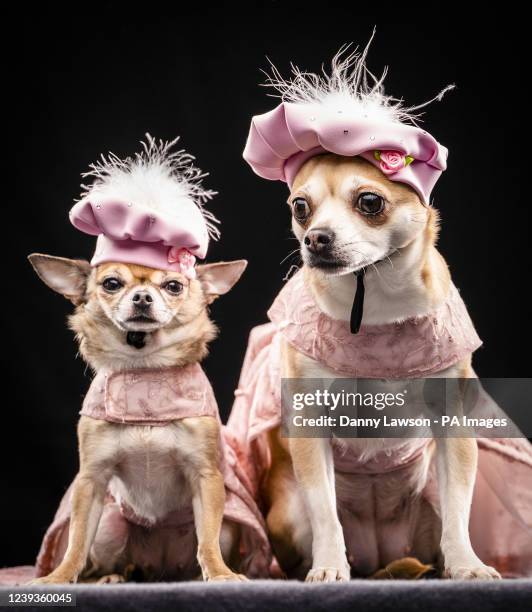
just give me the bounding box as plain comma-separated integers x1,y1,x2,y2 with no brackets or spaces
71,263,217,371
28,256,247,584
266,154,501,582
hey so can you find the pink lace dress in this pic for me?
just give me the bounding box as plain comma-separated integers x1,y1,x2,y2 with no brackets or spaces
228,271,532,577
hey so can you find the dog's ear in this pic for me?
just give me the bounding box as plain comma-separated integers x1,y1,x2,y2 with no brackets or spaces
196,260,248,303
28,254,91,305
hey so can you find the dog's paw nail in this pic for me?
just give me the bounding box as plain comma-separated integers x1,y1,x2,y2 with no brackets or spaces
306,566,350,583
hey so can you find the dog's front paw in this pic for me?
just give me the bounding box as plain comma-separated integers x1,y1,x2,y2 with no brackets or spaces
96,573,127,584
445,563,501,580
208,571,248,582
28,573,75,585
306,566,350,583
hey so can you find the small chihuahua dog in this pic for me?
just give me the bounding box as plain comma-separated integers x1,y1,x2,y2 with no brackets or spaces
29,137,250,583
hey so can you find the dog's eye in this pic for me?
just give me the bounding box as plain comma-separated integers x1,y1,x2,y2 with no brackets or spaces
102,277,123,292
163,280,183,295
292,197,310,222
357,193,385,215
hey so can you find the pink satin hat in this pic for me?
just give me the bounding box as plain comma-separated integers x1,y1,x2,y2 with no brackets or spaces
70,197,209,271
243,42,451,204
69,135,219,276
244,101,447,204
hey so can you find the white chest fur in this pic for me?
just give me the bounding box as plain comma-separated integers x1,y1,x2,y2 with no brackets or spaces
88,419,211,526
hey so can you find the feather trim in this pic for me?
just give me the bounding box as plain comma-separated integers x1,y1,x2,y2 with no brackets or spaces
263,29,454,126
80,134,220,240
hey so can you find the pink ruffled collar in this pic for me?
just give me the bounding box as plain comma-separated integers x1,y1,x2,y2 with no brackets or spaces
80,362,218,425
268,271,482,378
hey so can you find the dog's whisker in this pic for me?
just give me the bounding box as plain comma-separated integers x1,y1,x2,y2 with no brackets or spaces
280,248,301,266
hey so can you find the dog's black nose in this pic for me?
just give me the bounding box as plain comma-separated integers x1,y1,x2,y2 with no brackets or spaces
132,291,153,309
304,228,335,254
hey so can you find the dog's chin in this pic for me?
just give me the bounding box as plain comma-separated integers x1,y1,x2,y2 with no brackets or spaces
118,316,166,333
304,248,390,276
304,253,361,277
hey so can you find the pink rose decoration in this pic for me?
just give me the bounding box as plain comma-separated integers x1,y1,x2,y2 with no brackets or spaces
378,150,406,175
167,247,197,280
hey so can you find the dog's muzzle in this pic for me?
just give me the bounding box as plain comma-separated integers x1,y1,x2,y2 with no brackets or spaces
304,227,344,270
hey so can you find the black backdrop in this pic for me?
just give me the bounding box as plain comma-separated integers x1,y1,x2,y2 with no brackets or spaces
3,7,529,567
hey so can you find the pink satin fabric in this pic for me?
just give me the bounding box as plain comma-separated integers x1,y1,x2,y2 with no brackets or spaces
31,364,271,581
70,196,210,265
243,102,448,203
228,273,532,577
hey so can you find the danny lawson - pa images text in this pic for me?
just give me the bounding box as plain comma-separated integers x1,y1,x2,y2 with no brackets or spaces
290,415,509,429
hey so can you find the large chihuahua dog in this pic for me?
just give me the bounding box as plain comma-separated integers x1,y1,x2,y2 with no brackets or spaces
271,155,499,581
230,46,532,582
28,137,258,583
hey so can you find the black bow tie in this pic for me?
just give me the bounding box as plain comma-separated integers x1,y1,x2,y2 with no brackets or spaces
350,268,366,334
126,331,147,349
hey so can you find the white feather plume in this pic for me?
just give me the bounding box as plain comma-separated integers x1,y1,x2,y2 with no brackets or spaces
80,134,220,240
263,30,454,126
